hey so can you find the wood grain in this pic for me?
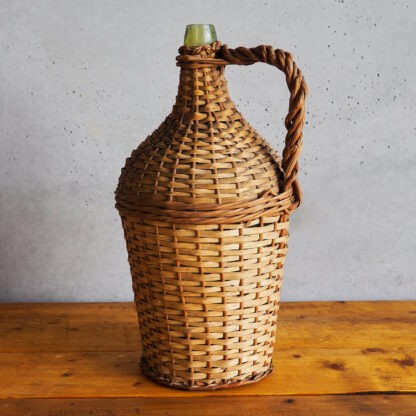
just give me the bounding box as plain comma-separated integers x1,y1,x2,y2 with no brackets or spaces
1,395,416,416
0,301,415,414
1,301,415,353
1,347,415,398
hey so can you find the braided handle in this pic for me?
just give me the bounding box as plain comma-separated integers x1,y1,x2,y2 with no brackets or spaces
220,45,308,209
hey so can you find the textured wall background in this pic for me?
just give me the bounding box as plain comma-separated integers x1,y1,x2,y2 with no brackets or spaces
1,0,415,302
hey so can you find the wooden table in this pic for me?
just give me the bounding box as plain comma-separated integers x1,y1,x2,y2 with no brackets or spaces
0,301,415,415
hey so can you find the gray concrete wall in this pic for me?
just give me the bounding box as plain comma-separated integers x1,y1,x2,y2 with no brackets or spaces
1,0,415,302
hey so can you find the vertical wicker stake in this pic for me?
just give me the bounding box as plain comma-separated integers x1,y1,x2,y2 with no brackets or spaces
115,24,308,390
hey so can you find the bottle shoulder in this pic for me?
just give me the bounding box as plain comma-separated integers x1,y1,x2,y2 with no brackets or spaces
116,106,283,206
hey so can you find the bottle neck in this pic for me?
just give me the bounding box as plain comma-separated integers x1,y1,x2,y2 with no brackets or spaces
175,24,226,116
173,65,230,116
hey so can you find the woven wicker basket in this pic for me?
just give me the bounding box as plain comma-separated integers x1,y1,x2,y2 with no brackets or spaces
115,40,307,390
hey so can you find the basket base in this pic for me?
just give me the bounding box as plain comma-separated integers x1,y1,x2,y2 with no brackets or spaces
140,357,273,391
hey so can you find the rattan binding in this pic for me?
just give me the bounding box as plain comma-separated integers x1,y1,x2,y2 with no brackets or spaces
115,41,307,390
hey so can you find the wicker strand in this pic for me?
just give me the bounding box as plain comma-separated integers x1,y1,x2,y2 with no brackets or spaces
220,45,308,209
116,189,292,225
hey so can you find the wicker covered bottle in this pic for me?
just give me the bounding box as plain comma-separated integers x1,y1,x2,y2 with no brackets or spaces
115,25,307,390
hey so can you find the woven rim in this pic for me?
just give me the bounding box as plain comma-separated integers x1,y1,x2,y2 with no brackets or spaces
116,189,292,224
140,356,273,391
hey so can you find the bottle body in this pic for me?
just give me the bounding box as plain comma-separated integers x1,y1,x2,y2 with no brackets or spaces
115,38,306,390
120,213,287,389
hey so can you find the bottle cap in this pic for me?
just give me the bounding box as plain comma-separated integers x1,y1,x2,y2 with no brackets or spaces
184,24,217,47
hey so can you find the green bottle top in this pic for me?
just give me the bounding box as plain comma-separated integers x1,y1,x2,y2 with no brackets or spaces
184,24,217,47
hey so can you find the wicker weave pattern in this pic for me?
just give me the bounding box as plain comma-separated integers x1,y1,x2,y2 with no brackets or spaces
116,67,283,207
121,215,288,389
116,42,307,390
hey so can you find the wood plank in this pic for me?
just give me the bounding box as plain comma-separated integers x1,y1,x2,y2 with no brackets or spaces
0,303,139,353
1,300,415,412
278,301,416,350
0,301,415,353
1,346,415,398
1,395,416,416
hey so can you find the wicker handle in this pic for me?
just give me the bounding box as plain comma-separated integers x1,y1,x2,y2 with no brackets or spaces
221,45,308,208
